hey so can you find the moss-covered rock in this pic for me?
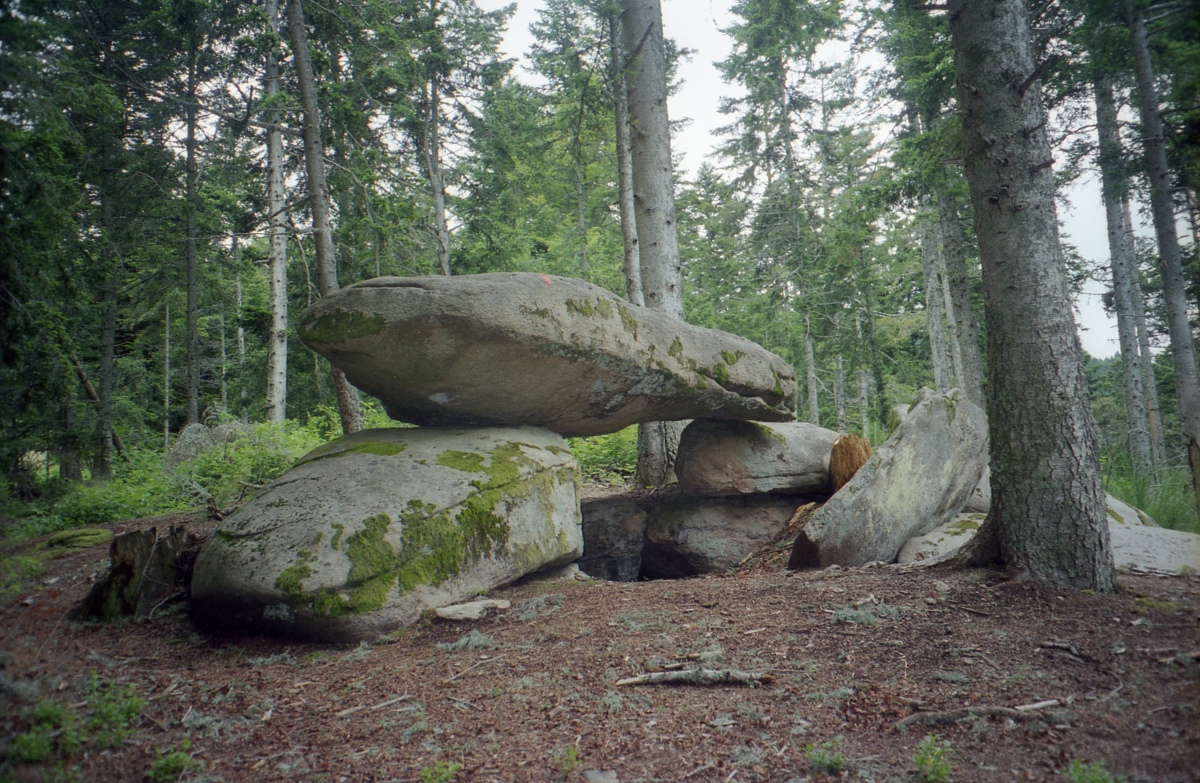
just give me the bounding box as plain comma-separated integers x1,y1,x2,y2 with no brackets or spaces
192,427,582,642
674,420,838,497
297,273,797,437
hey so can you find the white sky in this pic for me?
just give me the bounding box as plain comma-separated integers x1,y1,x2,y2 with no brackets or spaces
478,0,1157,360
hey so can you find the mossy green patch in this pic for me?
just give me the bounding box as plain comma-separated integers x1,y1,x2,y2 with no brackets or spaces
712,363,730,386
594,298,614,318
668,337,684,359
721,349,744,365
331,523,345,551
437,450,487,473
44,528,112,550
772,368,786,399
276,551,313,598
617,303,639,339
566,299,595,317
304,440,407,463
301,309,386,344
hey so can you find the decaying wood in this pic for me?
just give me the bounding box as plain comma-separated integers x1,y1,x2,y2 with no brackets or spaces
829,434,872,493
615,668,773,687
73,526,200,620
895,701,1061,731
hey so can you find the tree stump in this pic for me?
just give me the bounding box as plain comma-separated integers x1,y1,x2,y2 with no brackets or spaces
74,526,200,620
829,434,872,493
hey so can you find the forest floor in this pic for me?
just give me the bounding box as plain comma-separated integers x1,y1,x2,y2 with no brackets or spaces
1,510,1198,783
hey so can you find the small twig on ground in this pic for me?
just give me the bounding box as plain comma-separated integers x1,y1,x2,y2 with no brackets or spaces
370,694,410,711
682,762,717,779
442,654,507,684
615,668,773,687
448,695,478,710
1014,698,1060,712
895,702,1059,731
148,591,184,621
951,603,991,617
336,705,365,718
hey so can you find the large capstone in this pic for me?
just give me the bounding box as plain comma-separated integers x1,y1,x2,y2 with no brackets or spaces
789,388,988,569
674,420,838,496
191,427,581,642
298,273,797,437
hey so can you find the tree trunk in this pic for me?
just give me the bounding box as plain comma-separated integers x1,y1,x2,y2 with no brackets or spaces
265,0,288,425
949,0,1113,590
164,301,171,449
804,316,819,425
1124,198,1166,467
622,0,685,486
1095,75,1153,472
920,209,952,393
834,353,847,433
287,0,362,435
185,55,201,426
423,77,453,277
1124,0,1200,506
608,11,642,306
936,189,985,408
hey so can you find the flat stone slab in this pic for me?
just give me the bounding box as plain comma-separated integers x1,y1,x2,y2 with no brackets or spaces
299,273,797,437
674,420,838,496
1109,524,1200,575
435,599,511,621
191,427,581,641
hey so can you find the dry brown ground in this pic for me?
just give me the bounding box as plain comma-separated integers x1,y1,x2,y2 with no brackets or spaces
1,511,1198,783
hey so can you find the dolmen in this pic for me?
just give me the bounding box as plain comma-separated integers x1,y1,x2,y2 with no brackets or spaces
191,273,798,641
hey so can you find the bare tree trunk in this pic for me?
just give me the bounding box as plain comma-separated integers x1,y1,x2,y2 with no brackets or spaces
1124,198,1166,466
919,208,952,392
185,55,201,426
1124,0,1200,507
622,0,685,487
1095,75,1153,472
937,189,985,408
574,163,589,276
423,77,453,277
804,315,819,425
608,11,642,305
949,0,1113,590
287,0,362,435
164,301,171,450
834,354,847,433
265,0,288,424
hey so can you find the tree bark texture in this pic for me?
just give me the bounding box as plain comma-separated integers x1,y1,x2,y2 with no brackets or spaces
949,0,1113,590
1094,75,1153,471
622,0,684,486
1123,198,1166,466
287,0,362,435
423,75,453,277
1124,0,1200,501
919,210,952,393
609,11,643,305
185,54,201,426
936,188,985,408
265,0,288,424
804,316,819,425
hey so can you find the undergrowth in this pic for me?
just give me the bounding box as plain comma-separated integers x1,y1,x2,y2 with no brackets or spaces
1103,465,1198,534
568,426,637,483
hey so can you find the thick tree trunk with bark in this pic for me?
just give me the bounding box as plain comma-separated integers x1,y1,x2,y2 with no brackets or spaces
949,0,1113,590
1124,0,1200,504
919,209,952,393
936,189,985,408
804,316,819,425
609,12,642,305
423,77,453,277
622,0,684,486
1095,75,1153,472
287,0,362,435
1124,198,1166,466
265,0,289,424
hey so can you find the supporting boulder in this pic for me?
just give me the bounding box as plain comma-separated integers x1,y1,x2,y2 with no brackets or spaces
673,420,838,496
191,427,581,641
789,388,988,569
578,491,649,582
299,273,796,437
642,489,811,579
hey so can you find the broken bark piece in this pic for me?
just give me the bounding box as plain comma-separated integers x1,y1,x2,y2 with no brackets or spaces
73,526,200,620
614,668,773,686
828,434,872,493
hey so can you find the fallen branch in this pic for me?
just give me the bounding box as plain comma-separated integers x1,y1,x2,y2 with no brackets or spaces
895,702,1060,731
442,654,507,684
615,668,773,687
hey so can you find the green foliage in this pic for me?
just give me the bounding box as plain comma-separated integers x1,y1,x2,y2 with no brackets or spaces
7,700,83,763
1062,759,1123,783
436,630,495,652
1104,466,1199,534
556,744,581,780
568,427,638,483
85,673,143,749
805,738,847,774
148,741,200,782
0,556,41,603
914,734,952,782
419,760,463,783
